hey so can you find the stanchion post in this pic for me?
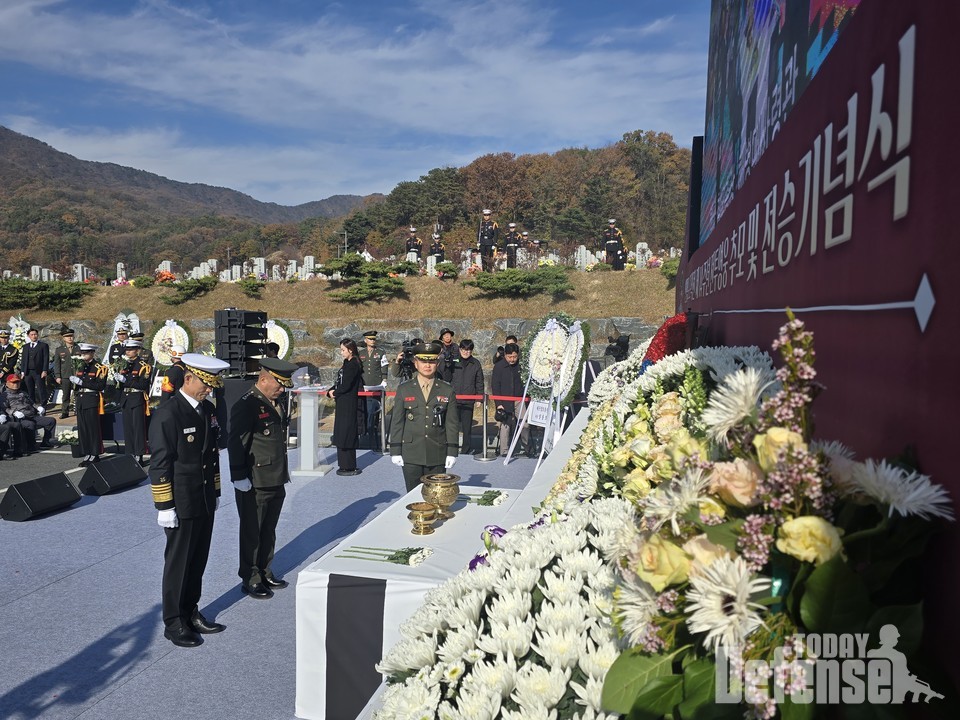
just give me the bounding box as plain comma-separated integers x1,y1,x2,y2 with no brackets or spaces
473,392,496,462
379,388,389,455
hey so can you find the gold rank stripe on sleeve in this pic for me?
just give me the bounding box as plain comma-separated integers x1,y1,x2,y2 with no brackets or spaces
214,473,221,492
151,480,174,505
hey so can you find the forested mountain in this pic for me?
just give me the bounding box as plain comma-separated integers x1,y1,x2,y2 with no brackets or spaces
0,125,690,279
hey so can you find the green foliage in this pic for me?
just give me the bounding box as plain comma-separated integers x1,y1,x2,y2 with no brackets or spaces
0,279,96,311
132,275,156,288
661,256,680,286
390,260,420,276
464,265,574,298
328,276,406,304
434,261,460,279
237,276,266,298
587,262,613,272
160,276,219,305
320,253,367,279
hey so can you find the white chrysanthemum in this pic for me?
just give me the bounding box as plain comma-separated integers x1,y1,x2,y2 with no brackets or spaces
501,706,558,720
532,626,587,670
578,638,620,679
538,569,585,604
557,548,605,577
458,590,487,624
462,655,517,699
382,677,440,720
701,366,775,445
478,616,536,657
685,555,770,651
586,564,616,593
461,561,498,591
851,459,954,520
612,574,658,646
642,466,711,536
538,599,591,633
463,648,484,665
437,625,479,664
511,663,571,710
494,565,541,594
571,675,605,711
812,439,858,493
451,685,501,720
442,660,466,686
400,605,445,639
377,633,438,674
486,589,532,625
436,700,457,720
585,587,615,617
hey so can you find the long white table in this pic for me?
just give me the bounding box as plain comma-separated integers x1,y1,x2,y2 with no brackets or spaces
295,485,518,720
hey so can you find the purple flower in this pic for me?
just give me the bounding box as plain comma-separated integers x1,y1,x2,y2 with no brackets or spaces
468,553,488,571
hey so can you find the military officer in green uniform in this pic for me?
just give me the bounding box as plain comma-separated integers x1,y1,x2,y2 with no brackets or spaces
227,356,298,600
389,342,460,492
358,330,387,449
52,325,80,419
150,353,230,648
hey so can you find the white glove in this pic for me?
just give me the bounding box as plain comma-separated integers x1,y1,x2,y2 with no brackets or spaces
13,411,25,419
0,414,7,424
215,497,220,511
157,509,179,528
37,405,45,415
115,373,127,384
445,455,457,469
391,455,404,467
69,376,81,386
233,478,253,492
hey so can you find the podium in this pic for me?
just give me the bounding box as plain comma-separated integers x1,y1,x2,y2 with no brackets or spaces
291,385,331,477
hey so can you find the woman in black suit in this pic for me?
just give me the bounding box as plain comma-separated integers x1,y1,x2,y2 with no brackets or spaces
327,338,363,476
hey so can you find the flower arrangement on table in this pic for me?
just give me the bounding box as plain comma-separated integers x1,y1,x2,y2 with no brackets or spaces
336,546,434,567
459,490,509,506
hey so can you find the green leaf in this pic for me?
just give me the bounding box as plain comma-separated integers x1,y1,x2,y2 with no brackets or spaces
799,555,875,634
601,651,677,714
702,519,745,553
627,674,683,720
779,694,815,720
676,659,742,720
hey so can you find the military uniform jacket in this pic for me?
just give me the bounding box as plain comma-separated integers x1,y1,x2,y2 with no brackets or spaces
503,231,522,249
74,361,109,411
358,346,387,385
389,378,460,466
478,220,499,248
53,343,80,380
602,227,624,252
429,241,445,260
107,342,127,364
405,237,423,257
227,386,289,488
149,392,221,517
118,357,152,412
161,362,186,401
0,343,19,377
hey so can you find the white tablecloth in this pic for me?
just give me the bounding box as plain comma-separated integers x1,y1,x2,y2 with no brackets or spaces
295,485,518,720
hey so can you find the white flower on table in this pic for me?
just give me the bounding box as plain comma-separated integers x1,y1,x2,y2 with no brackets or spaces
578,639,621,680
557,548,604,577
532,625,587,670
537,599,591,634
436,625,478,665
511,664,570,711
493,565,540,594
376,632,438,675
486,588,532,625
538,569,584,605
462,655,518,700
478,615,535,658
571,674,605,712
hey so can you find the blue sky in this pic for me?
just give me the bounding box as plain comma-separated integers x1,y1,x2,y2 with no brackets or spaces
0,0,711,206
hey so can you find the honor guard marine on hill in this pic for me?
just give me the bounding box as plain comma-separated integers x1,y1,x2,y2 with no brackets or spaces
503,222,522,269
478,209,499,272
69,343,108,466
429,233,445,263
161,345,187,403
114,339,151,464
358,330,388,448
602,218,626,270
405,227,423,260
53,325,80,418
389,341,460,492
150,353,230,648
0,329,19,378
228,357,298,599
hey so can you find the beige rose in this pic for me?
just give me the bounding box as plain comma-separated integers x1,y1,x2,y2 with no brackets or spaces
710,459,763,508
776,516,844,565
623,466,653,500
653,414,683,443
753,427,807,472
624,414,651,440
668,430,708,467
632,534,690,591
653,392,683,418
682,534,733,576
698,496,727,520
608,445,634,468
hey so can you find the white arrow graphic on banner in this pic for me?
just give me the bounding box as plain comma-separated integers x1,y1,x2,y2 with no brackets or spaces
710,274,935,332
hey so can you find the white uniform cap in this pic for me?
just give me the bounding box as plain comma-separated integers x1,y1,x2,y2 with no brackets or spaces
78,343,99,352
432,233,440,239
482,209,491,215
608,218,617,224
508,222,516,228
123,340,143,349
170,345,186,357
180,353,230,387
409,226,417,232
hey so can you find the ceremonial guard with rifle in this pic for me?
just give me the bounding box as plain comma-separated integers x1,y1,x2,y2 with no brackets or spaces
478,209,499,272
53,325,80,418
602,218,626,271
69,342,108,466
114,338,152,464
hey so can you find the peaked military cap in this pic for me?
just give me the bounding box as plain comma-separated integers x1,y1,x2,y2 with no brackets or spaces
60,325,75,337
78,343,99,352
260,357,298,388
414,341,443,361
0,329,10,338
123,339,143,349
362,330,379,338
181,353,230,388
439,328,455,338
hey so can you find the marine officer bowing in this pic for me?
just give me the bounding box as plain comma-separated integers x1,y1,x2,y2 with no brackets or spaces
149,353,230,648
227,357,298,600
389,342,460,492
115,338,151,464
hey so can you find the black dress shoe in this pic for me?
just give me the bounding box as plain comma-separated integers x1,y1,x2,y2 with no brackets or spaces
190,610,225,634
164,626,203,648
241,582,274,599
263,575,288,589
336,468,361,476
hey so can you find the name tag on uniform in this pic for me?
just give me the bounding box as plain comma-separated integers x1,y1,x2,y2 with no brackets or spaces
437,396,449,402
404,396,416,402
183,427,197,434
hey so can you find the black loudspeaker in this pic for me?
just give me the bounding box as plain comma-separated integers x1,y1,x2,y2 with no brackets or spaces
78,455,148,495
0,473,82,521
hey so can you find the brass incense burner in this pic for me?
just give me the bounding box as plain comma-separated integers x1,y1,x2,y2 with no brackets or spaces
406,502,439,535
420,473,461,520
